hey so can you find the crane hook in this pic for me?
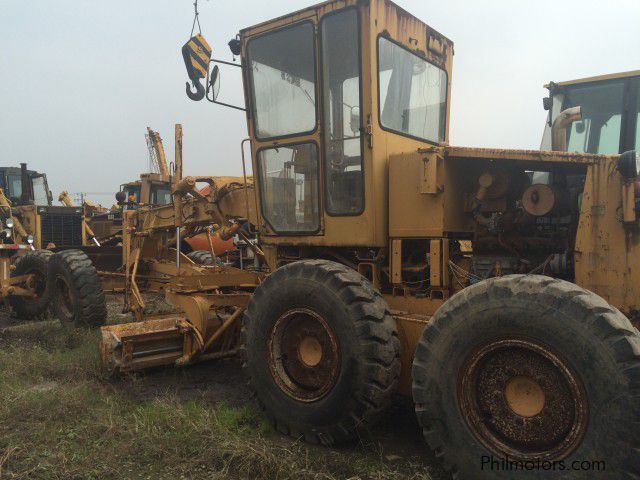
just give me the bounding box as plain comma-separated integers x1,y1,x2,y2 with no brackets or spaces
182,34,212,102
186,80,206,101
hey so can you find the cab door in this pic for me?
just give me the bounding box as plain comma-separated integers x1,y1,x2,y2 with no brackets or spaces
243,14,323,237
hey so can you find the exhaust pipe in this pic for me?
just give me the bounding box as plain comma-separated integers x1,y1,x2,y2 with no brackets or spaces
19,163,33,205
551,106,582,152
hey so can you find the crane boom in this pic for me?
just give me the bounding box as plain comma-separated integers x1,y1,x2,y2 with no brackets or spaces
146,127,170,180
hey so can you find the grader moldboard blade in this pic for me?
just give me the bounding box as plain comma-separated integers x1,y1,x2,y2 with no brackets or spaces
100,316,187,372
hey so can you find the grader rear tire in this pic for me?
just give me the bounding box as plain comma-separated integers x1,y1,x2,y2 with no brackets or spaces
48,250,107,328
187,250,223,266
242,259,400,445
412,275,640,479
9,250,53,320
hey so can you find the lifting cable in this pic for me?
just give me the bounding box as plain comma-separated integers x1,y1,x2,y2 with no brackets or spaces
189,0,202,38
183,0,212,101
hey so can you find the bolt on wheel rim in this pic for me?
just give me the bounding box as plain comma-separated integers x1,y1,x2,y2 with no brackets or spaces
458,338,588,461
268,308,340,402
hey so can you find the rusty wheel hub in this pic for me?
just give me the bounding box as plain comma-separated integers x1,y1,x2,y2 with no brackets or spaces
269,308,340,402
459,338,588,460
26,270,46,297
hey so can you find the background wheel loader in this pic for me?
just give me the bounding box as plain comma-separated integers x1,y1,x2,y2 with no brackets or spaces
0,163,100,249
0,185,105,326
95,1,640,478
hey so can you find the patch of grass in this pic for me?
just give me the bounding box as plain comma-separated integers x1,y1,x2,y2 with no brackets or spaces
0,321,439,480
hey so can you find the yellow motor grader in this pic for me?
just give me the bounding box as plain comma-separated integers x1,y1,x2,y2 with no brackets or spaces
98,1,640,478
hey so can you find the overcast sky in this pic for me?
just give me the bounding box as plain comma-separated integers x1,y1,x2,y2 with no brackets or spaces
1,0,638,204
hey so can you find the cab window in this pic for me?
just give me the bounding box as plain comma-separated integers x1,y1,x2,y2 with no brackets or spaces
151,186,172,205
565,80,625,154
321,9,364,216
6,174,22,201
258,143,320,233
123,186,140,202
247,22,317,139
32,176,49,205
378,37,447,143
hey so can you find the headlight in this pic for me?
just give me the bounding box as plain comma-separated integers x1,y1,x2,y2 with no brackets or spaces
26,235,34,245
5,218,13,229
3,229,11,238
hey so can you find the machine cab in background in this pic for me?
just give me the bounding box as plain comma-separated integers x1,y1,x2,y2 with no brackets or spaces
238,0,453,252
541,70,640,154
0,165,53,206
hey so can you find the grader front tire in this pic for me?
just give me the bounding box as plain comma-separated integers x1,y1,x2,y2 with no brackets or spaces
412,275,640,479
48,250,107,328
242,260,400,445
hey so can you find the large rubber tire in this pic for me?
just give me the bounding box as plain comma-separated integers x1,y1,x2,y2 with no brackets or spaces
9,250,53,320
187,250,223,266
48,249,107,328
413,275,640,479
242,259,400,445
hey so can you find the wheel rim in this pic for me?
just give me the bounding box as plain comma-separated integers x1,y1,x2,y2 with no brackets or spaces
25,269,46,299
55,275,74,320
458,337,588,461
268,308,340,402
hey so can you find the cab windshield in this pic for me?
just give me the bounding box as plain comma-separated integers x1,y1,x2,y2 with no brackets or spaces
123,185,140,202
564,80,626,154
247,22,316,139
32,176,49,205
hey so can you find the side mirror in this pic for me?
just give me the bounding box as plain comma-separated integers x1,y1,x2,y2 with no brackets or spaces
208,65,221,101
204,61,246,111
115,191,126,205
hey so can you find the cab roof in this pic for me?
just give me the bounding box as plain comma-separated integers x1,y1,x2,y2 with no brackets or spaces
239,0,453,47
546,70,640,89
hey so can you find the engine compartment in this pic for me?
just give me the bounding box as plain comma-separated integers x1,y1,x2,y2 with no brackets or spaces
467,166,584,281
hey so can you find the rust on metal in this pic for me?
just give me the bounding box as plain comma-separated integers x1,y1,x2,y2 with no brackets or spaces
458,338,588,461
268,308,340,402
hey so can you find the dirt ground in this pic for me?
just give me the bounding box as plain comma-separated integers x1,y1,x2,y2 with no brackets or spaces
0,297,450,480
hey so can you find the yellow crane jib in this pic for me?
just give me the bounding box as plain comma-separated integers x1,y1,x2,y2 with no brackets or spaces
182,34,212,101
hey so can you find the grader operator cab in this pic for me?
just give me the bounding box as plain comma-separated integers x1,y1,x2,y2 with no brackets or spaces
117,128,173,210
99,1,640,478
